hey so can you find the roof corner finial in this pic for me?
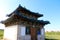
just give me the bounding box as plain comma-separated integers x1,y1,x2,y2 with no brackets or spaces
19,4,21,6
18,4,22,8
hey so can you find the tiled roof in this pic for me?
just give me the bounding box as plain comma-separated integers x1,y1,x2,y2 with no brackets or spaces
7,5,43,17
1,5,50,25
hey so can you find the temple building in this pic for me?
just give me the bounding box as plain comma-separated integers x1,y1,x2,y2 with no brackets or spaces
1,5,50,40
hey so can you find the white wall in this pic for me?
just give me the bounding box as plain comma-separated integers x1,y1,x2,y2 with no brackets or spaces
4,24,45,40
4,25,18,40
41,28,45,40
17,25,45,40
17,25,26,40
20,27,26,36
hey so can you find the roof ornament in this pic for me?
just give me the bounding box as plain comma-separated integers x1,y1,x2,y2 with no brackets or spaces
18,4,22,8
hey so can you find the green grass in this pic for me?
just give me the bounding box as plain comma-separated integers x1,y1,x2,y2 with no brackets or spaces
0,30,4,39
45,31,60,40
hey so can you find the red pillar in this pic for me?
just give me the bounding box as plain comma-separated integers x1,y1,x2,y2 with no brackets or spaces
30,27,37,40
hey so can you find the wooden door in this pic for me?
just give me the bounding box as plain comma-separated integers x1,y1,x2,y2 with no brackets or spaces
30,27,37,40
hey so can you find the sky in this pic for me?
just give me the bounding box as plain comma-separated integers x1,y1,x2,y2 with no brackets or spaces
0,0,60,31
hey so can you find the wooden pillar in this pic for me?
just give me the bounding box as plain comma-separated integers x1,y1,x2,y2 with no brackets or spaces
30,27,37,40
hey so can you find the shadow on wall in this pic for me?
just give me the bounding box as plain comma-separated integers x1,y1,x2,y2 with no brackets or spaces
45,38,57,40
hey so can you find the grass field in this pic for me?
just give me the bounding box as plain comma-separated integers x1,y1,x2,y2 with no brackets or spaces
0,30,4,39
0,30,60,40
45,31,60,40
